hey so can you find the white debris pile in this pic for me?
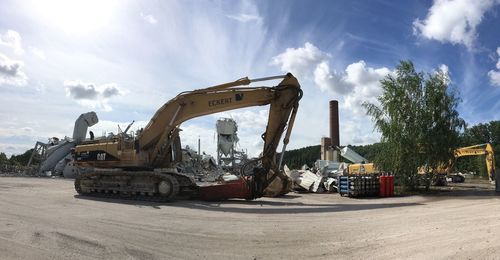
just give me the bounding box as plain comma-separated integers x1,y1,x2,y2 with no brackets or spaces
284,165,338,193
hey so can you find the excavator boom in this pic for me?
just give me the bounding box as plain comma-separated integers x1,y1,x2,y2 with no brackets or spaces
453,143,495,181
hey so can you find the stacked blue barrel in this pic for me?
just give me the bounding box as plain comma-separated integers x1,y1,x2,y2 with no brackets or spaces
338,175,380,197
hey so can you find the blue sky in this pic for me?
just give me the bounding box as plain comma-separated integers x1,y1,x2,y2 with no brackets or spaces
0,0,499,157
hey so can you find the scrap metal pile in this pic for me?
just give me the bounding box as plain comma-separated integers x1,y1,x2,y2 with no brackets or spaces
284,163,344,193
283,146,368,194
285,164,395,198
283,145,397,198
175,144,257,191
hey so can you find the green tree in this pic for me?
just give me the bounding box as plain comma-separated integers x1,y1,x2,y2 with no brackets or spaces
0,152,8,164
9,149,35,166
363,60,465,190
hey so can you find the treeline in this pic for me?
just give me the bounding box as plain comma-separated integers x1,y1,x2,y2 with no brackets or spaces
282,120,499,177
0,149,38,166
281,145,321,169
281,143,385,169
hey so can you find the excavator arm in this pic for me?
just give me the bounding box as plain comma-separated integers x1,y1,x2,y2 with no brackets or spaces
453,143,496,181
138,74,302,172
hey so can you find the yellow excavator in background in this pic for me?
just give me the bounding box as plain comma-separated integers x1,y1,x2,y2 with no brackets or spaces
73,73,302,201
417,143,496,185
446,143,496,183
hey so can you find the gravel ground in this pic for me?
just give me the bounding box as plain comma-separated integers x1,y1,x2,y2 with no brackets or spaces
0,176,499,259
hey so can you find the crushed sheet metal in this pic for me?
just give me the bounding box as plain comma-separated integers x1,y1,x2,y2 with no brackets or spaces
284,164,338,193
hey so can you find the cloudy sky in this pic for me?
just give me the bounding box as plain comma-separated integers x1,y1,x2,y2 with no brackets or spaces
0,0,499,157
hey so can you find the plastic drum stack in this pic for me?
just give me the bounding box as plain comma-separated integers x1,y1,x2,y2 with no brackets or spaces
338,174,395,198
338,175,380,197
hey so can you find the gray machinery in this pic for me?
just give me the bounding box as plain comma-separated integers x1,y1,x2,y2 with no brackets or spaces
216,118,248,171
216,118,239,169
339,146,368,163
27,111,98,177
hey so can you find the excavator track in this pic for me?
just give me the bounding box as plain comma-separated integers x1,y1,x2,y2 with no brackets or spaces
75,170,196,202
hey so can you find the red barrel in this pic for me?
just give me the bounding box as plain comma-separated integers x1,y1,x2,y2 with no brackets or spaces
379,176,386,197
385,176,390,197
388,176,394,196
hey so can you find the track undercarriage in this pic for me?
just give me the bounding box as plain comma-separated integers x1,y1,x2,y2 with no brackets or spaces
74,170,197,202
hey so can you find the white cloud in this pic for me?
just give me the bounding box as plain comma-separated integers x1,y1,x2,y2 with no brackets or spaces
65,80,123,111
272,42,393,147
0,52,28,86
313,61,352,94
340,61,391,116
489,71,500,86
179,124,218,156
30,47,46,59
0,30,24,54
272,42,391,116
226,13,262,23
341,118,382,145
0,143,33,157
413,0,498,49
140,12,158,24
271,42,330,79
272,42,390,97
439,64,449,75
314,60,391,96
488,47,500,86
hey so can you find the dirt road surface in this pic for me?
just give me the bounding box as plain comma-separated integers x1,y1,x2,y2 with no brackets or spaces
0,177,499,259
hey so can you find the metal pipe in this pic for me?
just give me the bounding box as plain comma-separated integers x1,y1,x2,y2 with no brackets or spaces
278,144,287,171
202,74,287,92
249,75,286,83
169,105,182,126
278,104,299,170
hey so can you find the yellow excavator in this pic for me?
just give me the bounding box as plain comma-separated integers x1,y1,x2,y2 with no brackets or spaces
417,143,496,185
73,73,302,201
447,143,496,183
